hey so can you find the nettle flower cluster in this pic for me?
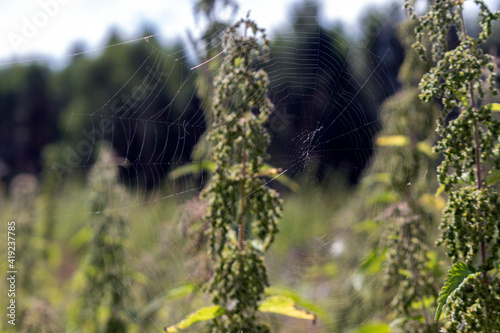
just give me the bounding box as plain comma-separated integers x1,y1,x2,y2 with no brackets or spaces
407,0,500,331
201,17,282,332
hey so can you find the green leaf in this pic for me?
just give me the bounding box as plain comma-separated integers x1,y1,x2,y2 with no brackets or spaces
361,173,391,186
168,161,216,179
398,268,413,278
435,184,445,197
416,141,436,158
140,284,198,320
435,262,476,321
368,190,399,205
258,296,316,323
68,226,93,250
164,305,226,332
487,169,500,185
353,321,391,333
410,296,436,310
169,161,300,191
258,164,300,192
264,286,327,321
376,135,409,147
486,102,500,112
360,248,387,274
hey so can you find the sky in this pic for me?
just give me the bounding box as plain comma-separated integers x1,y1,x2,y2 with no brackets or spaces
0,0,400,67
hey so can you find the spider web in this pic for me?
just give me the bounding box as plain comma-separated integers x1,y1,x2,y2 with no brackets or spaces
31,3,416,332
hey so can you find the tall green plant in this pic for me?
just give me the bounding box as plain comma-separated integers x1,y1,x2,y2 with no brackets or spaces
78,143,131,333
201,16,282,332
406,0,500,331
375,19,442,332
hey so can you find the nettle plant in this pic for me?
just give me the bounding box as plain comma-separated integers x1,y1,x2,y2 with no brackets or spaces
406,0,500,331
77,143,131,332
375,20,441,332
166,17,315,333
202,16,281,329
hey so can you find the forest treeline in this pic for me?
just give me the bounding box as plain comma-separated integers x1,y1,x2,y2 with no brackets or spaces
0,1,408,188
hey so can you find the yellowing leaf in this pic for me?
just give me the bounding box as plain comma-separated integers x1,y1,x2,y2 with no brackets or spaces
486,103,500,112
435,184,445,197
419,193,446,211
259,296,316,323
165,305,226,332
417,141,436,158
376,135,409,147
265,286,328,321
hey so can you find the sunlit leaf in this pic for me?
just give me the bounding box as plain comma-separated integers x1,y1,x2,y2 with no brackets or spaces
140,284,198,320
259,296,316,323
368,190,399,205
361,173,391,186
410,296,436,310
168,161,216,179
419,193,446,211
486,102,500,111
264,287,327,321
435,262,476,321
168,162,300,191
416,141,436,158
258,164,300,192
360,248,387,274
376,135,409,147
398,268,413,278
165,305,226,332
353,321,391,333
435,184,445,197
69,226,93,250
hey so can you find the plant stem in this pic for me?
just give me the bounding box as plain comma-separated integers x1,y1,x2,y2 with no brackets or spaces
459,2,488,279
238,144,247,250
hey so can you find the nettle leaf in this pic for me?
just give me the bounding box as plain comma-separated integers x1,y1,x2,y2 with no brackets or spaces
435,262,476,321
353,321,391,333
376,135,409,147
417,141,436,158
141,284,198,320
258,296,316,324
487,169,500,185
169,161,300,191
265,286,327,320
164,305,226,332
257,164,300,192
168,161,216,179
486,102,500,112
435,184,445,197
